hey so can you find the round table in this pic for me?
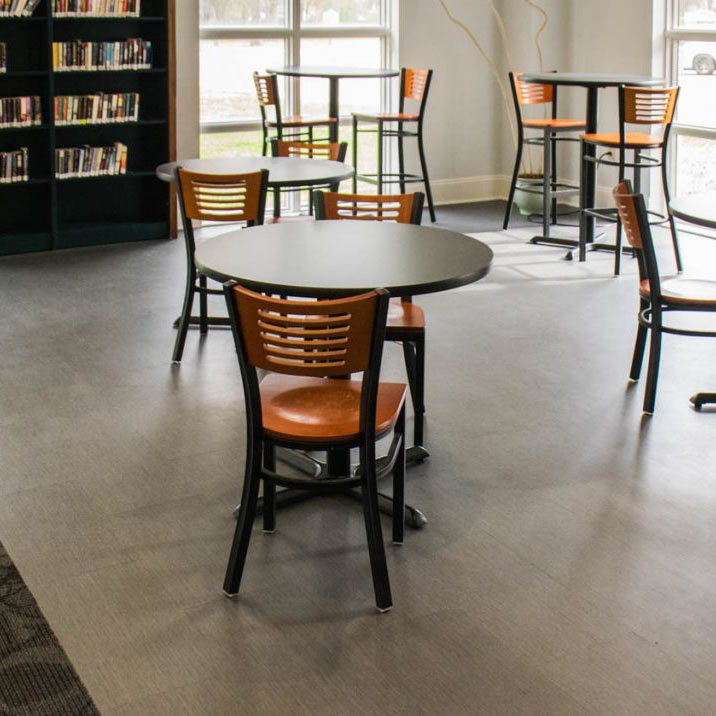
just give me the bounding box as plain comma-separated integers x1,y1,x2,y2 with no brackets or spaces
670,191,716,231
195,220,493,298
156,156,354,189
267,66,399,142
197,220,493,528
519,72,664,251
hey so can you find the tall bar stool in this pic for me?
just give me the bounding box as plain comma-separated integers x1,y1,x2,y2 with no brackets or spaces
504,72,586,240
254,72,336,156
172,168,269,363
579,85,681,275
352,68,436,222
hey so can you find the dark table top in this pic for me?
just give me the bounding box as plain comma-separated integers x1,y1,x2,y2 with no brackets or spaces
194,220,493,298
670,191,716,231
156,157,354,188
520,72,665,88
267,65,399,79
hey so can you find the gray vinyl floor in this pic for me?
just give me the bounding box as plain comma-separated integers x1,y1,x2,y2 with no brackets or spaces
3,203,716,714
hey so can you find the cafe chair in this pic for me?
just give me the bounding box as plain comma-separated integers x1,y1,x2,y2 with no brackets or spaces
580,86,681,276
503,72,586,239
269,139,348,220
254,72,336,156
314,191,428,461
222,283,407,612
613,180,716,414
172,168,269,363
352,68,436,222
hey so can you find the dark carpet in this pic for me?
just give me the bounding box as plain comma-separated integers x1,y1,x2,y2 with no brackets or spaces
0,542,99,715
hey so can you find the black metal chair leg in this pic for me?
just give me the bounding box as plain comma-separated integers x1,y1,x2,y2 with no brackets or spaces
614,157,626,276
417,128,436,222
352,116,358,193
273,187,281,219
630,323,649,382
392,406,406,545
262,441,276,533
398,125,406,194
413,337,425,448
551,134,558,225
172,275,195,363
661,152,683,272
542,128,552,239
579,139,587,262
199,275,208,334
503,133,524,230
643,316,662,415
359,442,392,612
223,437,262,597
377,120,384,194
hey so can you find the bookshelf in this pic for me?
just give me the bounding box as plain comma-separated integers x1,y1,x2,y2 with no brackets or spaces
0,0,175,256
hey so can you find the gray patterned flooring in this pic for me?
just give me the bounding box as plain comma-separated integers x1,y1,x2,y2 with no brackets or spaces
2,203,716,714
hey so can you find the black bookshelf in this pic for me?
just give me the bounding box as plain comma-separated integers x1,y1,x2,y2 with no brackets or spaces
0,0,175,256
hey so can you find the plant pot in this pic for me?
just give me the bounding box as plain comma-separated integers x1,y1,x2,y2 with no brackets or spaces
514,174,544,217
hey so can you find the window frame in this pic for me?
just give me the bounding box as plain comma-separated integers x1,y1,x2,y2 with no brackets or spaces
199,0,396,136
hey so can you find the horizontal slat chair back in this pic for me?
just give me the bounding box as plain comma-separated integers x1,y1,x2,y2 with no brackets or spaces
404,68,430,101
612,181,643,249
514,72,553,105
231,286,381,377
274,140,343,161
623,86,678,125
319,192,418,224
253,72,277,107
177,168,266,223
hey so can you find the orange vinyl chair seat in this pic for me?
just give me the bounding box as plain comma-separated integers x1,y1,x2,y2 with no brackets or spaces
522,117,586,129
581,131,663,148
353,112,421,122
259,374,407,444
639,277,716,306
267,115,337,128
386,299,426,335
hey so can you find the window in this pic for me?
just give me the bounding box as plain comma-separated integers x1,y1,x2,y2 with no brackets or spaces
666,0,716,195
199,0,395,160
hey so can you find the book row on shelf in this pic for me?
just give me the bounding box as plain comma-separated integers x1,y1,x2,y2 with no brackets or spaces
0,43,6,74
0,96,41,128
0,0,41,17
53,39,152,72
0,146,27,183
53,0,141,16
56,92,140,124
56,141,127,178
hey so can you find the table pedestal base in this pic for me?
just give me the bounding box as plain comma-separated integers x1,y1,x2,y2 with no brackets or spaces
690,393,716,410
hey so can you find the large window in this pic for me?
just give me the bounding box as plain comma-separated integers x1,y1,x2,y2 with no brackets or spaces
199,0,395,159
666,0,716,194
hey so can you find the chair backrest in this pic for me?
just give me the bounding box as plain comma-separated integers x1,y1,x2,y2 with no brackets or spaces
511,71,554,106
612,180,661,298
224,283,391,439
176,168,269,223
253,72,278,108
399,68,433,117
622,86,679,126
271,139,348,162
313,191,424,225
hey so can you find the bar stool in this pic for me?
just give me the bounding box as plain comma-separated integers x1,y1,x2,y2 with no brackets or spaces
579,85,681,275
352,68,436,222
504,72,586,240
254,72,336,156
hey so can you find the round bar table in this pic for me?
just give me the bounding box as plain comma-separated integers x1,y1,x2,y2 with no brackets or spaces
519,72,664,253
196,220,493,528
156,156,354,189
670,191,716,409
267,66,399,142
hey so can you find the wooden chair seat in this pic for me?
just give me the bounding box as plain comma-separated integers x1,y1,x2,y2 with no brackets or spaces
260,374,407,444
639,277,716,306
267,115,337,128
523,117,585,129
581,131,663,148
386,299,425,334
353,112,420,122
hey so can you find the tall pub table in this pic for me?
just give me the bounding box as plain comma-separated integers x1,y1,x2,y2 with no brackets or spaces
519,73,664,256
195,220,494,528
669,191,716,409
266,66,400,142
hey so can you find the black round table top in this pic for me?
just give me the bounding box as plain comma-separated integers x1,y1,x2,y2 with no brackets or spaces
267,65,399,79
520,72,664,87
194,220,493,298
670,192,716,231
155,156,354,188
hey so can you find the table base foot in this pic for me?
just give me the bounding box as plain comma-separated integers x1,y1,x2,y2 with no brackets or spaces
690,393,716,410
